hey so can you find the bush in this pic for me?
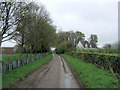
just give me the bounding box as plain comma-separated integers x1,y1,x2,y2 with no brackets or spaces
55,41,76,54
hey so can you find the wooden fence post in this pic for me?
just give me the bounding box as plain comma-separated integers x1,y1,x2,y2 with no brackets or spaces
118,76,120,88
7,55,10,71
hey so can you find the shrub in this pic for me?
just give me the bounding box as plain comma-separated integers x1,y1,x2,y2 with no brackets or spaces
55,41,76,54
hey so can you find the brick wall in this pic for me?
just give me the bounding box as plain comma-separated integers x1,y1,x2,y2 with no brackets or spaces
1,47,15,54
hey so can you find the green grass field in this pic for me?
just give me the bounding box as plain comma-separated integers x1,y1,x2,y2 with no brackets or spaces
1,54,40,63
60,54,118,88
2,54,52,88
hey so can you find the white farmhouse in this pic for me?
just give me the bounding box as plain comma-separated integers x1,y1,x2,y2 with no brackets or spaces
76,40,97,50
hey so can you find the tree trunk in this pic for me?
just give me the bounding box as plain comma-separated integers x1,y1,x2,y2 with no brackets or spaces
0,33,2,47
0,42,1,47
109,65,116,78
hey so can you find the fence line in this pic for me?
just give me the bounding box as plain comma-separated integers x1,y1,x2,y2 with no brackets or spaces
2,53,51,74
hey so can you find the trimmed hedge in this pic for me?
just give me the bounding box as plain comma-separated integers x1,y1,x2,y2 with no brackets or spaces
65,51,120,78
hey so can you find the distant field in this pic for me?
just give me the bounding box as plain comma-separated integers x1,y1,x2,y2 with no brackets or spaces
1,54,40,63
60,54,118,88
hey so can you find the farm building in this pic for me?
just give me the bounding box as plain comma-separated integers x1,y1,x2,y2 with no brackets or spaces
0,47,16,55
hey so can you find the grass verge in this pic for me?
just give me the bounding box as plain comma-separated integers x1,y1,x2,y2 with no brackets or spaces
2,54,52,88
60,54,118,88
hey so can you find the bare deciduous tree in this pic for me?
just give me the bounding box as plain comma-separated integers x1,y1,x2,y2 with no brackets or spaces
0,2,26,46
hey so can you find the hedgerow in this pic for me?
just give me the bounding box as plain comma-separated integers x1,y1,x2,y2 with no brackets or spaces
65,51,120,78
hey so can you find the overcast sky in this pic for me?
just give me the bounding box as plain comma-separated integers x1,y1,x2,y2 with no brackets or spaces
2,0,118,47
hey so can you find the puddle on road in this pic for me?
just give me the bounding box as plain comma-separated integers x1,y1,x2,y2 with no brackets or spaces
61,58,71,88
61,58,67,73
58,55,78,88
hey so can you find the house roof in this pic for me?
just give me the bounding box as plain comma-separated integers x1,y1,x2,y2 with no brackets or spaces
79,40,97,48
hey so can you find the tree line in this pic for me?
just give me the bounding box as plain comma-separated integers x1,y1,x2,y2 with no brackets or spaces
55,30,98,54
57,30,98,47
0,1,99,54
0,1,57,53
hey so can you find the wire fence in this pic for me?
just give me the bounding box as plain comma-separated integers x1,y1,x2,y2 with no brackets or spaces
1,53,51,74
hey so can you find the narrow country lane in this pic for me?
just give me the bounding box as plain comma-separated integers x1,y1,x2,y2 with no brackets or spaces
13,54,80,88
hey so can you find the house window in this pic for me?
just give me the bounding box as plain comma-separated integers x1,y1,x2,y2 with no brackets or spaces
13,49,16,52
2,49,5,51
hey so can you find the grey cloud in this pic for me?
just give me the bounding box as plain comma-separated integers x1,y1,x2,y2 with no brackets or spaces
2,1,118,47
46,1,118,47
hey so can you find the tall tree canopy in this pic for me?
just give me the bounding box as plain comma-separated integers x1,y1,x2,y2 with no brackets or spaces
89,34,98,45
57,30,85,47
13,2,57,53
0,2,26,46
1,1,57,53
